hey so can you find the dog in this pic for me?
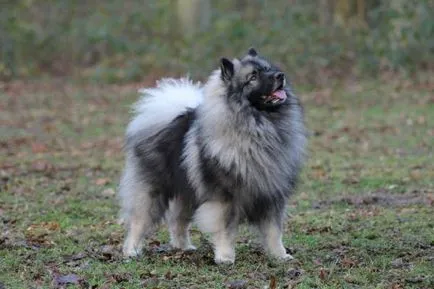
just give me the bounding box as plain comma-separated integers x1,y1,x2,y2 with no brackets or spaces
118,48,307,264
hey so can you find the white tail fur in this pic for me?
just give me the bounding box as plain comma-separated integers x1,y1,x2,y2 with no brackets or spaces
126,78,203,136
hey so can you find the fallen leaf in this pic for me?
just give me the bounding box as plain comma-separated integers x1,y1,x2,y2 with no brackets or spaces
141,277,159,288
247,272,267,281
344,276,359,284
105,272,130,283
27,222,60,232
25,221,60,247
31,142,48,153
409,169,422,180
312,168,327,180
391,258,404,268
99,282,112,289
287,268,304,280
417,116,426,125
319,268,327,280
341,257,357,268
100,245,117,260
95,178,110,186
32,160,53,172
285,280,301,289
164,270,173,280
405,276,425,283
269,276,276,289
63,252,87,262
101,188,116,197
389,284,403,289
148,239,161,248
54,274,82,286
225,279,248,289
426,193,434,206
298,191,309,200
343,176,360,184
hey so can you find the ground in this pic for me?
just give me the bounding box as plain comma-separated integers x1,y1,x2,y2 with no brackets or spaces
0,78,433,289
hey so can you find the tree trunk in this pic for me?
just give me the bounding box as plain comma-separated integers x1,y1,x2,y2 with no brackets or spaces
177,0,211,38
356,0,366,26
334,0,351,25
319,0,334,26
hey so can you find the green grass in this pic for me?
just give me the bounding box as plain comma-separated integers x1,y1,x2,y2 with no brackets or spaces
0,79,433,288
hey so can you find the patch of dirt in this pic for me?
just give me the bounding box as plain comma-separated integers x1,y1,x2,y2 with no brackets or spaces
313,189,433,209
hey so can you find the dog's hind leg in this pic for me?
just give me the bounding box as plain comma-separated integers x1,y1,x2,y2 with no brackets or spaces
166,198,196,250
119,163,158,257
123,212,151,257
121,191,157,257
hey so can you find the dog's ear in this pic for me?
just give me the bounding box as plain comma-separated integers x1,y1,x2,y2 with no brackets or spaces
247,47,258,57
220,58,234,81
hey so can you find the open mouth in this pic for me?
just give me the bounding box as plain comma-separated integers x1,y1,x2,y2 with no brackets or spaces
262,89,287,105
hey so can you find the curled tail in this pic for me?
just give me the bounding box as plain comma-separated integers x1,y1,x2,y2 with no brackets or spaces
126,78,203,136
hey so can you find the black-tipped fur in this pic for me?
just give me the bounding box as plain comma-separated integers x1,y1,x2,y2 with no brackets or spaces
119,49,307,264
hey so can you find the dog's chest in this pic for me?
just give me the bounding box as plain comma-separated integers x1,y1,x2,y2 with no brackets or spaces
205,135,290,193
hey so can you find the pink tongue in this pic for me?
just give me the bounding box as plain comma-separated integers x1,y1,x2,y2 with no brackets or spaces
272,90,287,100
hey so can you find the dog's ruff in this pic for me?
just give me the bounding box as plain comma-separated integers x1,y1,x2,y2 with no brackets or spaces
119,50,306,264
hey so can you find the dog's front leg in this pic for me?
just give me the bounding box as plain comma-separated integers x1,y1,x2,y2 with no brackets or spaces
259,219,293,261
211,224,237,264
194,201,238,264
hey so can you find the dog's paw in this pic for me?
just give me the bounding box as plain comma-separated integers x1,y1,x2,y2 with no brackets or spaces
214,253,235,265
170,241,197,251
183,244,197,251
215,257,235,265
277,253,294,261
122,246,142,258
117,217,125,226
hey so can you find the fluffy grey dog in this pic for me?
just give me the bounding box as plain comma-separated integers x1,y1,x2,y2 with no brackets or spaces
119,48,307,264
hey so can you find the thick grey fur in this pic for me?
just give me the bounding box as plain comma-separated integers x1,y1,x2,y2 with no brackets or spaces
119,49,307,264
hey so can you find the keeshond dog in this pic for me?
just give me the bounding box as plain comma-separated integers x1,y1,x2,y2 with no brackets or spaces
119,48,307,264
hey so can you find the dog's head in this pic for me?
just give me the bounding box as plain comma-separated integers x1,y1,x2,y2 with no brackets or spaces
220,48,288,111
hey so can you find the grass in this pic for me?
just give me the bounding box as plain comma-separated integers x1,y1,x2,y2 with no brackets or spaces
0,77,433,289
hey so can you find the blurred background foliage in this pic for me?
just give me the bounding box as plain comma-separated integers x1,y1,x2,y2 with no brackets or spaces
0,0,433,84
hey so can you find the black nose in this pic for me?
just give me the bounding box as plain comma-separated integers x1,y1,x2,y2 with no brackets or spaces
275,72,285,81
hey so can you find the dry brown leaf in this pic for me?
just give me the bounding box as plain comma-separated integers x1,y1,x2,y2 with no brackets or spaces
31,142,49,153
319,268,327,280
389,284,404,289
95,178,110,186
27,221,60,232
312,168,327,180
341,257,357,268
269,275,276,289
53,273,83,287
164,270,173,280
409,169,422,180
31,160,53,172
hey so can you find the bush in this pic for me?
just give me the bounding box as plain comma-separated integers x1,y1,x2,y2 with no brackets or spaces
0,0,432,84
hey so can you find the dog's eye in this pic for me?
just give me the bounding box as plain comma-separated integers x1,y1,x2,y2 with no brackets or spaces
248,71,258,82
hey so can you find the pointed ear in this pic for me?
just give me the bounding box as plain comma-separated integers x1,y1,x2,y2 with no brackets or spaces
220,58,234,81
248,47,258,57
